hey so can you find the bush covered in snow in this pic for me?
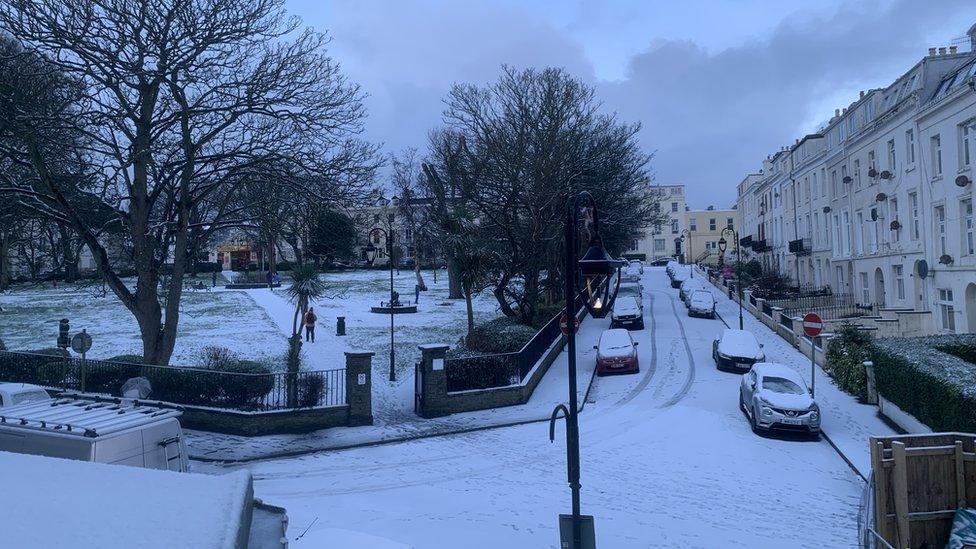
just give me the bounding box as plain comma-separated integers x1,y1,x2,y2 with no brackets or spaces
460,317,537,355
872,335,976,432
824,324,872,400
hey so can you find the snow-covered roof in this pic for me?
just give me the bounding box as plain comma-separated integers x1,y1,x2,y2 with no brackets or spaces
0,451,253,549
689,290,714,304
0,398,182,439
598,328,634,357
717,329,761,357
613,296,641,315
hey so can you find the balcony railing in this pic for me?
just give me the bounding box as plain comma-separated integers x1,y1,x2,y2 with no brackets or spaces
788,238,812,256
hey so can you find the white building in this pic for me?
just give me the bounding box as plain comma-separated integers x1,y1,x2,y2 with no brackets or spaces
630,184,686,260
735,28,976,334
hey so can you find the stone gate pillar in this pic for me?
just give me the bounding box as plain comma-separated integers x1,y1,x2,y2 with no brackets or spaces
344,350,374,426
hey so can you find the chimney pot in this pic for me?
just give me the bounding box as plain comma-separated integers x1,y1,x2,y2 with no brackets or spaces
929,47,937,56
835,108,840,117
860,90,865,99
950,45,958,54
939,47,947,55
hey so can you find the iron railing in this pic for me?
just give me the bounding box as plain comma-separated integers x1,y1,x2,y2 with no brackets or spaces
0,351,345,410
765,293,879,320
778,312,793,331
444,280,599,393
761,302,773,317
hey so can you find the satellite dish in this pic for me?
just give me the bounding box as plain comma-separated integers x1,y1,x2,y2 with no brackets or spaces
917,260,929,280
956,174,972,187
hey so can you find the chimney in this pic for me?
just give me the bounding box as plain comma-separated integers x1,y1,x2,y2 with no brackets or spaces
939,47,947,55
950,45,958,54
970,23,976,52
860,90,865,99
929,47,937,56
835,108,840,118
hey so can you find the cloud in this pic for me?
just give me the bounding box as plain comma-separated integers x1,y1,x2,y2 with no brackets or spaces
598,0,976,207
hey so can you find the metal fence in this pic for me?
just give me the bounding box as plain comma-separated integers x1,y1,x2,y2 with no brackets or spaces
778,312,793,331
445,282,598,393
765,293,879,320
0,351,345,410
762,302,773,317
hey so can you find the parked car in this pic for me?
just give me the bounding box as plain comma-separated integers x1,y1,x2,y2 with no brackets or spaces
665,260,679,277
624,262,642,281
0,383,51,408
628,259,644,274
670,267,689,288
594,328,640,376
0,395,189,471
712,328,765,371
617,281,644,305
679,278,707,304
687,290,716,318
611,296,644,329
739,362,820,437
650,257,670,267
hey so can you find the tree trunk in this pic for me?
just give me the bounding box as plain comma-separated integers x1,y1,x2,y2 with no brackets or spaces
414,259,427,291
446,253,463,299
0,231,10,291
492,271,516,317
464,284,475,341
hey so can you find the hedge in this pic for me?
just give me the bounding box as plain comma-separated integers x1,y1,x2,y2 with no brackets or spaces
823,324,872,400
871,334,976,432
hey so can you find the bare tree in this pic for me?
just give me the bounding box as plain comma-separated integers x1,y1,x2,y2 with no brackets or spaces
0,0,377,364
391,148,436,291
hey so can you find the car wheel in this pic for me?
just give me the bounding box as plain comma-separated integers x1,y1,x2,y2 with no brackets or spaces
738,392,746,413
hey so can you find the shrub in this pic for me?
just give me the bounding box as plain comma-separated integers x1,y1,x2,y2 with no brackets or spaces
872,335,976,432
445,354,519,391
201,346,239,371
823,323,873,400
0,336,6,351
146,366,221,406
461,317,537,355
296,374,326,408
213,359,275,407
85,357,143,396
22,348,70,387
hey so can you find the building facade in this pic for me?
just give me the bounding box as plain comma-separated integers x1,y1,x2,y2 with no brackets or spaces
735,30,976,334
630,184,687,260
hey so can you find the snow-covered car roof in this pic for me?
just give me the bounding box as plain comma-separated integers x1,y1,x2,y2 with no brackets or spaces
680,278,705,291
752,362,806,386
613,296,641,315
671,269,689,280
0,383,46,394
689,290,714,303
717,329,761,357
598,328,635,357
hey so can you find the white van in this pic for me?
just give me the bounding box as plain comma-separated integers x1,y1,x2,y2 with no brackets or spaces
0,383,52,408
0,396,188,472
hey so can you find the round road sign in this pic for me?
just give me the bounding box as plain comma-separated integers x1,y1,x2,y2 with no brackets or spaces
802,313,823,338
559,312,577,335
71,331,92,354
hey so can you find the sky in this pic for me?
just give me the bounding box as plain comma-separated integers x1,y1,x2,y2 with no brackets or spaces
286,0,976,208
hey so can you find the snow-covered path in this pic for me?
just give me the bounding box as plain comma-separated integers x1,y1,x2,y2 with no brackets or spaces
204,267,867,548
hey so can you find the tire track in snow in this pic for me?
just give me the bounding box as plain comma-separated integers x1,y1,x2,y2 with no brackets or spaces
659,289,697,408
613,290,658,407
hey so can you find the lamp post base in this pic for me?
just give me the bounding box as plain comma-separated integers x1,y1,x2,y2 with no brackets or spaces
558,514,596,549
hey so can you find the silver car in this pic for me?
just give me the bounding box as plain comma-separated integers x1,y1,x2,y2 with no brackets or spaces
739,362,821,437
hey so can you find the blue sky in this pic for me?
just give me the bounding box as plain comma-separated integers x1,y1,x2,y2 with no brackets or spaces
286,0,976,208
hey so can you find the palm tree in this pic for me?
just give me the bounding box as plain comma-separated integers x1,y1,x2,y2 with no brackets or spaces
284,264,328,406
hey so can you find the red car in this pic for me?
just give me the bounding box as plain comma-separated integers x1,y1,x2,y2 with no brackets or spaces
594,328,640,376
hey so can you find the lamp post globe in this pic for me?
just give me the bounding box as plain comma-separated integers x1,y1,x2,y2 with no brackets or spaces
718,237,727,254
364,243,378,265
577,236,623,319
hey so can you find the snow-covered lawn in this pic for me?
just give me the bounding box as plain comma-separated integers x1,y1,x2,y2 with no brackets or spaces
201,266,867,548
0,278,284,366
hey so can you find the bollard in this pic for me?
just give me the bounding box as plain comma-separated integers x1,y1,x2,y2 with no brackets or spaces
863,361,878,405
57,318,70,350
337,316,346,336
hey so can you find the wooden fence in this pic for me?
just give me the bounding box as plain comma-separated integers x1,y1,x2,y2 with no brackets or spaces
869,432,976,549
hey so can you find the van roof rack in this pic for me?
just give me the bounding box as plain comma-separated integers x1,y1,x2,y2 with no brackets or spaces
0,398,182,438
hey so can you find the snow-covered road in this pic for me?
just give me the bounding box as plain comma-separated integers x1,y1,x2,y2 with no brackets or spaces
215,267,866,548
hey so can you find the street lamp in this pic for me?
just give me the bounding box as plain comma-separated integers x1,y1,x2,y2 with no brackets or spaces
718,227,744,330
549,191,624,549
365,213,397,382
680,229,693,278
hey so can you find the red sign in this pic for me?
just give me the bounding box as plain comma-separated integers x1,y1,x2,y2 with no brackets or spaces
802,312,823,338
560,312,577,335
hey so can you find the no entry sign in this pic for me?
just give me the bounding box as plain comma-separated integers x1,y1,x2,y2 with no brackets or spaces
560,312,577,335
802,313,823,338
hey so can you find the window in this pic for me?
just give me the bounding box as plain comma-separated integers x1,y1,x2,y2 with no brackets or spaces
938,289,956,333
841,165,849,194
811,172,818,199
859,272,870,303
931,134,943,177
854,159,861,187
893,265,905,300
843,211,851,254
890,198,899,241
671,202,678,212
964,199,974,255
654,238,666,252
671,220,679,234
887,139,896,171
868,150,876,173
909,191,920,240
855,211,864,254
821,168,828,198
831,170,838,197
727,217,734,229
906,129,915,165
936,205,947,254
961,124,972,169
708,218,716,231
690,218,697,231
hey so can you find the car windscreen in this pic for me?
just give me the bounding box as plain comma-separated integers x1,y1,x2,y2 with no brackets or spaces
11,390,50,405
761,376,805,395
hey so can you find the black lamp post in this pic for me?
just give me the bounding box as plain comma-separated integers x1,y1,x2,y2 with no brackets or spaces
680,229,693,278
549,191,623,549
365,213,398,382
718,227,744,330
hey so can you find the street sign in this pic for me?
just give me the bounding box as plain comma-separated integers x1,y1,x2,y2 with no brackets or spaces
559,312,577,335
70,330,92,354
802,313,823,338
